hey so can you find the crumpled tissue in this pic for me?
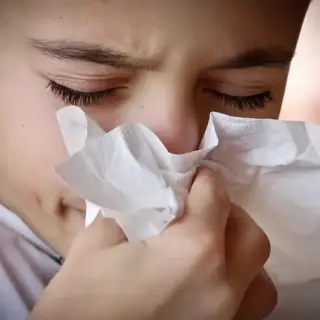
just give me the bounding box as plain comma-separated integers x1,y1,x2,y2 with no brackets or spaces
56,105,320,286
56,106,213,241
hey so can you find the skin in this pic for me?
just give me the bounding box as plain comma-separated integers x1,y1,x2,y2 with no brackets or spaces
0,0,308,257
30,169,275,320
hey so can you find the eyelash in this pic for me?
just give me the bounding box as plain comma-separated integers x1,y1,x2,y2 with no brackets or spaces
213,91,272,111
46,80,118,106
47,80,272,110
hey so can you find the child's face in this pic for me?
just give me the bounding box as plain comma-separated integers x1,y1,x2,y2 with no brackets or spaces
0,0,308,254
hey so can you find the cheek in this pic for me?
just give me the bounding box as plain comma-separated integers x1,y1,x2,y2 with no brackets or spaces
0,56,68,199
82,105,128,133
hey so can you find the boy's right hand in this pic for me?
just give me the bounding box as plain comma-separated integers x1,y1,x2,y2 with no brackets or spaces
29,168,276,320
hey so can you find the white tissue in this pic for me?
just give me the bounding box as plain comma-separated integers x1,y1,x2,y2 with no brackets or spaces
56,106,213,241
56,106,320,287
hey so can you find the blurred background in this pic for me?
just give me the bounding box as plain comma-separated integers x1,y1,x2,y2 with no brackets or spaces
281,0,320,123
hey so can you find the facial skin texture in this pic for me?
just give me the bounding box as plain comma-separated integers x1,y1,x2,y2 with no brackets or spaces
0,0,309,256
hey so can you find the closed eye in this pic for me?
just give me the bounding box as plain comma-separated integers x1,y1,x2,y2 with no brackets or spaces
209,90,272,111
46,80,123,106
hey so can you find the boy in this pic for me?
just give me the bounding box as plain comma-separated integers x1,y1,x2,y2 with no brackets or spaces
0,1,311,319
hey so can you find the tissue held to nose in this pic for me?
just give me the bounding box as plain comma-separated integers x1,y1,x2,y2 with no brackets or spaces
30,167,277,320
57,106,214,241
57,106,320,288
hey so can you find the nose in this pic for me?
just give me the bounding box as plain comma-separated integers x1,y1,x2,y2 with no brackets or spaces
127,75,208,154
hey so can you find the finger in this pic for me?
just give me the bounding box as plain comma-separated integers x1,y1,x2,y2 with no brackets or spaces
69,214,127,256
234,270,278,320
163,168,231,264
182,167,231,233
226,205,271,291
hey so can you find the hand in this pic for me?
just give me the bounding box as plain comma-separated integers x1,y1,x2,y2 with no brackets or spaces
29,168,276,320
226,204,277,319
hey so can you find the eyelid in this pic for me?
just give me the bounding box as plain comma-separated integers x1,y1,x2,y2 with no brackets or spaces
46,80,122,106
202,79,270,97
204,67,285,92
43,72,132,92
47,81,116,95
213,90,272,111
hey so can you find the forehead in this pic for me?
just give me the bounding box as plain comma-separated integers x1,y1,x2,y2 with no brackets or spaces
17,0,305,62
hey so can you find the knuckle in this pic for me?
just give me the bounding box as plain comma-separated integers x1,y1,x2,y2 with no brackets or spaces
260,274,278,318
264,283,278,317
256,229,271,264
249,223,271,265
234,272,277,320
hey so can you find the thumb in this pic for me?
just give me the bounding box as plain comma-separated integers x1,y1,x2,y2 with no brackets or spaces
68,213,127,257
179,167,231,234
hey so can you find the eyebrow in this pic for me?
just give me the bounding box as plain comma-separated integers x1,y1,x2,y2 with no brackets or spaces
214,48,294,69
28,38,157,70
29,38,294,70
